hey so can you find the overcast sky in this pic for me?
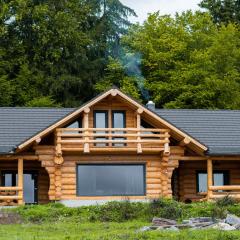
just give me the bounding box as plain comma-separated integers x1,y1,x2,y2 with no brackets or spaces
121,0,201,23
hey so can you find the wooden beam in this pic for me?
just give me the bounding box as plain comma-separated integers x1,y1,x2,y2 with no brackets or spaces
83,112,90,153
179,137,191,147
0,196,22,200
207,158,213,200
18,158,24,205
136,112,142,153
0,155,38,161
179,156,240,161
209,185,240,191
179,156,207,161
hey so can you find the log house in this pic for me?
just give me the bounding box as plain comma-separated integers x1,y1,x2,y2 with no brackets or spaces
0,88,240,206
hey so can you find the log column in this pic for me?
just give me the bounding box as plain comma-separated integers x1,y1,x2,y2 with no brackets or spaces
207,158,213,200
18,158,24,205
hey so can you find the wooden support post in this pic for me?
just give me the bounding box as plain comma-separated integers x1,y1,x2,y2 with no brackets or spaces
164,131,170,155
18,158,24,205
136,109,142,153
83,108,90,153
207,158,213,200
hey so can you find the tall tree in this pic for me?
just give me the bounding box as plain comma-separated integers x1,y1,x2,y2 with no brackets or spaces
123,11,240,109
199,0,240,24
0,0,135,107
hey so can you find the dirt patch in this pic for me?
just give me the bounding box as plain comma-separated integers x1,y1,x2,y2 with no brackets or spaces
0,211,23,224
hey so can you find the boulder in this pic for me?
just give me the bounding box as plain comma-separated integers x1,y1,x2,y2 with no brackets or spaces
138,226,151,232
212,222,236,231
225,214,240,226
152,217,177,226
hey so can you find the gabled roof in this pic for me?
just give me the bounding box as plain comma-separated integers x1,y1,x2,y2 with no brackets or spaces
1,88,238,156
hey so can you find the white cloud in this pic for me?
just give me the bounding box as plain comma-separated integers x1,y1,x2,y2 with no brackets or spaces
121,0,201,23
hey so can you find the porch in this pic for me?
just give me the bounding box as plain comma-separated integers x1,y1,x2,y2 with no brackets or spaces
174,157,240,202
0,157,49,206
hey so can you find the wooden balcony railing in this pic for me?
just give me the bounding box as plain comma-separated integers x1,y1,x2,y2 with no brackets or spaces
208,185,240,199
56,128,170,154
0,186,23,206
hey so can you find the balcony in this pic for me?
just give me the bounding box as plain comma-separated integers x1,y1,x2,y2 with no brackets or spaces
55,128,170,154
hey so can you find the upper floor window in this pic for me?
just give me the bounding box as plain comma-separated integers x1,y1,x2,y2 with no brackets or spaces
112,111,126,147
94,111,108,147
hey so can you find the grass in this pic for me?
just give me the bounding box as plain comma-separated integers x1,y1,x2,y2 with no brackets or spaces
1,222,240,240
2,197,240,239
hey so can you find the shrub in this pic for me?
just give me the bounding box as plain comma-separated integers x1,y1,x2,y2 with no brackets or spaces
149,198,183,220
216,196,236,207
90,201,146,222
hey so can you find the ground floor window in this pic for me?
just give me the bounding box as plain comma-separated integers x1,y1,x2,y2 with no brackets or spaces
196,170,229,193
77,164,146,196
1,171,38,204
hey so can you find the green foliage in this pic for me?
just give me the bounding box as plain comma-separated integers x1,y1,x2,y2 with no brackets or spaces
95,57,141,101
199,0,240,24
216,195,237,207
25,96,60,107
0,0,135,107
13,198,240,224
148,198,183,220
89,201,147,222
123,11,240,109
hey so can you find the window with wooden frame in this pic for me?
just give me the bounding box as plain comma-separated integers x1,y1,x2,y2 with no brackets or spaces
93,110,109,147
76,164,146,196
196,170,229,193
111,110,126,147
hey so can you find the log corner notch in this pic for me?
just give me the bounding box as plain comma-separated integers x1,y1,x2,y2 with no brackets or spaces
54,131,64,165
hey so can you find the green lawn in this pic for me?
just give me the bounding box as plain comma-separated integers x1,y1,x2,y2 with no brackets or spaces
1,221,240,240
3,198,240,239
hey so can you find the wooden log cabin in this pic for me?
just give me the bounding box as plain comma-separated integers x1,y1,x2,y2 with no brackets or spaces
1,87,240,206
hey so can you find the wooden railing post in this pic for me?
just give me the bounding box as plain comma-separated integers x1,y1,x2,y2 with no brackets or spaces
18,158,24,205
136,108,143,153
163,131,170,155
207,158,213,200
83,108,90,153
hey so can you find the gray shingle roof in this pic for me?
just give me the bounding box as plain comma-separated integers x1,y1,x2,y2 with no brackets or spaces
1,107,240,156
0,107,74,154
155,109,240,155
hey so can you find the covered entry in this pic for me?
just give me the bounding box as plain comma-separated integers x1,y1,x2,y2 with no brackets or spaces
0,158,50,205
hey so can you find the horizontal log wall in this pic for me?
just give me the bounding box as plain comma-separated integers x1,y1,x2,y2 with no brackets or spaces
178,160,240,202
36,146,184,201
0,160,49,204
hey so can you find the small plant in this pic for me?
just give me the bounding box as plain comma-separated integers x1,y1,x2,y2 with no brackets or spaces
216,195,236,207
211,205,228,219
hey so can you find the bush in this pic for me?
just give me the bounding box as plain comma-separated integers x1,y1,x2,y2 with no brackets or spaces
149,198,183,220
89,201,147,222
12,198,240,224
